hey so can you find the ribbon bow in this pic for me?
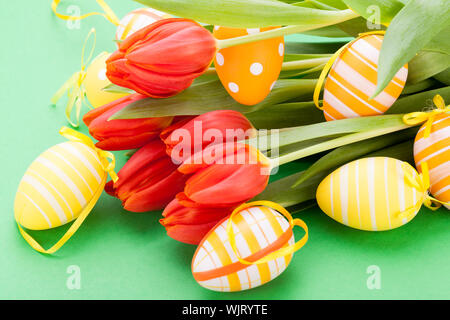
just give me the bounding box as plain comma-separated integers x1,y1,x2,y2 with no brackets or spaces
313,30,386,110
403,95,450,138
399,162,449,220
226,201,308,265
59,126,118,182
50,28,97,127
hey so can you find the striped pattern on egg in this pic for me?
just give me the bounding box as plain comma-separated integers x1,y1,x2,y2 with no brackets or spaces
192,206,295,292
414,113,450,209
323,34,408,121
213,26,284,106
14,141,106,230
316,157,424,231
116,8,171,41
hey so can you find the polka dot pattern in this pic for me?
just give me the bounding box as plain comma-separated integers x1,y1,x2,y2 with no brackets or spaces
213,26,284,105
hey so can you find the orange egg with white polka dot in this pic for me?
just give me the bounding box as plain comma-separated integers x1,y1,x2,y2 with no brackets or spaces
414,113,450,209
213,27,284,106
323,34,408,121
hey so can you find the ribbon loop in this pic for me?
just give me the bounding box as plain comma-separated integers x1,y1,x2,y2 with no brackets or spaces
51,29,97,127
313,31,386,110
226,201,308,266
403,94,450,138
51,0,120,26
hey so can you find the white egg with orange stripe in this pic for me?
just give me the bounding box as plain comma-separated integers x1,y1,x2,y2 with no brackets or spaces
14,127,117,254
322,34,408,121
115,8,171,42
316,157,427,231
192,202,308,292
414,113,450,209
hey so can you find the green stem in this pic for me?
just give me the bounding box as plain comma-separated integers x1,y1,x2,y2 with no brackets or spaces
216,9,358,49
270,124,411,168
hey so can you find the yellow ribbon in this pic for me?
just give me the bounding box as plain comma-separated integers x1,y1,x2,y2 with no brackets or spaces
51,0,120,26
398,162,449,220
50,28,98,127
403,95,450,138
59,126,118,182
313,30,386,110
16,127,118,254
226,201,308,265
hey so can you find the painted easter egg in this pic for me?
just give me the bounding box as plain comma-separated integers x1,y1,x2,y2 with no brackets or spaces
192,205,296,292
316,157,425,231
322,34,408,121
414,113,450,209
84,52,129,108
115,8,171,41
213,26,284,106
14,140,107,230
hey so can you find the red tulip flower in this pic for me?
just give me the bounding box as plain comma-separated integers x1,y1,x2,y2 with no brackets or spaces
106,18,217,98
160,196,237,245
160,110,256,163
83,94,173,150
105,139,189,212
179,143,271,207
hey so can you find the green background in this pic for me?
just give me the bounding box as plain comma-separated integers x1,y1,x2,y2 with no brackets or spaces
0,0,448,300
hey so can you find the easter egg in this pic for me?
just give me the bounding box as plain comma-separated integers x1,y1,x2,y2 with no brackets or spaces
414,113,450,209
116,8,171,41
84,52,129,108
316,157,424,231
14,140,106,230
213,26,284,106
322,34,408,121
192,205,295,292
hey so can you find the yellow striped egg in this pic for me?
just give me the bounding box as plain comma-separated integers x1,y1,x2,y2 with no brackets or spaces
14,141,106,230
84,52,129,108
316,157,424,231
323,34,408,121
192,206,295,292
115,8,171,42
414,113,450,209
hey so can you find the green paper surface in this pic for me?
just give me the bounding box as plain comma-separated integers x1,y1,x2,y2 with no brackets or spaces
0,0,448,300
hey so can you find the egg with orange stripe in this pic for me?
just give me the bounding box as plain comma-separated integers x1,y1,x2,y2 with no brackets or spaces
192,202,308,292
322,34,408,121
14,128,117,253
316,157,427,231
414,113,450,209
115,8,172,42
213,26,284,106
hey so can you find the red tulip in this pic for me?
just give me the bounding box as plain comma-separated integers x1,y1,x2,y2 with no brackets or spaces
178,143,271,206
160,196,237,245
83,93,173,150
105,139,189,212
106,18,217,98
160,110,256,163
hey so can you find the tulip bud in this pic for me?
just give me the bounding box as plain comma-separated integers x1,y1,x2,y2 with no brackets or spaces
160,197,237,245
179,143,271,206
105,139,189,212
83,93,173,151
160,110,256,163
106,18,217,98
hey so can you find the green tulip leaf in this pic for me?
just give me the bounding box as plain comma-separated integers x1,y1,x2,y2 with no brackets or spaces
374,0,450,97
407,51,450,84
342,0,404,25
434,68,450,86
135,0,358,28
387,86,450,114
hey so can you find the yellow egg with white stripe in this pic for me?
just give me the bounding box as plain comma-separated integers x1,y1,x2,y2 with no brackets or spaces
115,8,171,42
316,157,425,231
192,205,299,292
15,141,106,230
323,34,408,121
